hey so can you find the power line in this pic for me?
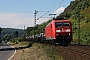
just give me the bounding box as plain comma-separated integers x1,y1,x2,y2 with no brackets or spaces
49,0,59,12
37,11,49,20
38,0,49,19
54,0,64,12
37,0,64,20
48,0,64,16
39,0,47,10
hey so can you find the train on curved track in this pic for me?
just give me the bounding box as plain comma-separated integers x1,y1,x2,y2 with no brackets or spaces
25,19,72,45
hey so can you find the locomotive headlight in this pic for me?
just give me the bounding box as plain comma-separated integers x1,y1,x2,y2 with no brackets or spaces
66,29,70,32
56,34,58,36
69,33,70,35
56,30,61,32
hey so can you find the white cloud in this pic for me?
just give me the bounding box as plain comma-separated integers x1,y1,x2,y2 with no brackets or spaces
54,7,65,15
0,13,34,29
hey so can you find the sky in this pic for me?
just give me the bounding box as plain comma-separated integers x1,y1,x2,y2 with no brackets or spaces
0,0,75,29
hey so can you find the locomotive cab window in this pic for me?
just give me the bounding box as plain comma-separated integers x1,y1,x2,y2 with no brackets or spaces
63,22,70,26
55,22,62,28
55,22,70,28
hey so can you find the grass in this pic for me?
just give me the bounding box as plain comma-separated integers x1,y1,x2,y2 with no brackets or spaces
20,43,49,60
42,44,84,60
34,43,65,60
9,41,84,60
19,41,33,47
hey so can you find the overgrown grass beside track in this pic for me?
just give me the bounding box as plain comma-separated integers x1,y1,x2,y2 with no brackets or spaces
9,40,85,60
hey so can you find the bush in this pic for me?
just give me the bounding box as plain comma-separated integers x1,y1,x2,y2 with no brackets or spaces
20,41,33,47
10,37,24,44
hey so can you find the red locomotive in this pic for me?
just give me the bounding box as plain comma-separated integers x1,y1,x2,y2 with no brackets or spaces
45,19,72,45
25,19,72,45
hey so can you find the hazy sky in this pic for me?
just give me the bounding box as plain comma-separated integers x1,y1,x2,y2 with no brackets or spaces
0,0,75,29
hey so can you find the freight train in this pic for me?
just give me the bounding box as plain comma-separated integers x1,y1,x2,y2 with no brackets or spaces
25,19,72,45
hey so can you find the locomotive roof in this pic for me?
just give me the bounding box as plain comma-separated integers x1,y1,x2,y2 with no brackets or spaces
53,19,70,22
45,19,70,27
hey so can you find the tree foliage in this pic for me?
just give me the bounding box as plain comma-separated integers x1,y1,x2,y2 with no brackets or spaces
4,34,11,41
56,0,90,20
25,20,52,36
1,28,24,38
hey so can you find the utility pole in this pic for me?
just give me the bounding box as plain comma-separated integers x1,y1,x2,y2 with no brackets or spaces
34,10,38,38
34,10,49,38
34,10,36,38
78,7,80,45
24,26,25,38
34,10,37,25
34,10,49,60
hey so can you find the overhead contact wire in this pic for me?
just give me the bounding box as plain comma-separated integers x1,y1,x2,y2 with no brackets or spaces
39,0,47,10
54,0,64,12
49,0,59,12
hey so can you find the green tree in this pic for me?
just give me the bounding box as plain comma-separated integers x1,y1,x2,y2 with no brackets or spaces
4,34,11,41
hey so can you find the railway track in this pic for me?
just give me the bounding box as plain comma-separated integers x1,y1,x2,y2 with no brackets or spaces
59,44,90,60
42,43,90,60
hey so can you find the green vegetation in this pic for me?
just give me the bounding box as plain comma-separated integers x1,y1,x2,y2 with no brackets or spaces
42,45,63,60
9,37,33,48
25,20,52,36
56,0,90,45
10,37,24,44
0,28,24,43
19,41,33,47
41,44,82,60
1,28,24,38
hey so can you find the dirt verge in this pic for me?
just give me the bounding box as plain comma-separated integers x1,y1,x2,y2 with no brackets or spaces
9,42,48,60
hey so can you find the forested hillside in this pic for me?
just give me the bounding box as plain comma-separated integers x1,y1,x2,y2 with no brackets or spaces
57,0,90,20
1,28,24,38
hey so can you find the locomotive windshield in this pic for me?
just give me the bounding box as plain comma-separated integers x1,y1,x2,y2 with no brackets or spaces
55,22,70,28
63,23,70,26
